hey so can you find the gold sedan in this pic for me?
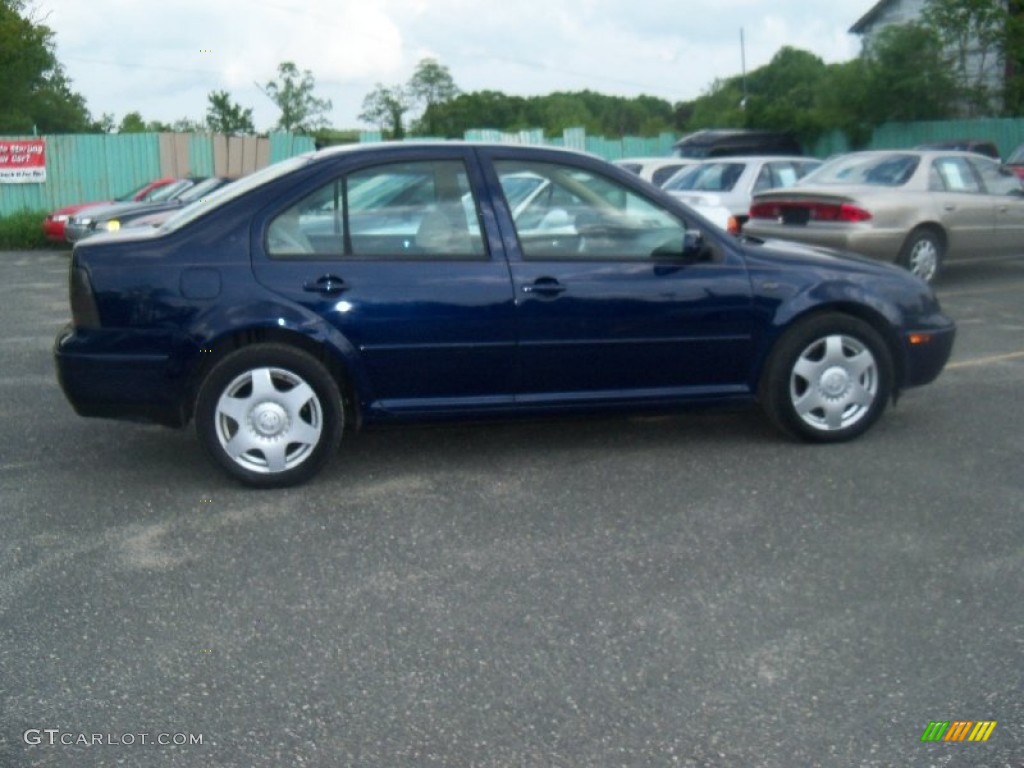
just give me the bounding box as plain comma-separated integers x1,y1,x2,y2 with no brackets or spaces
744,150,1024,283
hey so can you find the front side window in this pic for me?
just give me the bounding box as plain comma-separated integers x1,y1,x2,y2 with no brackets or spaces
495,160,692,261
267,160,485,260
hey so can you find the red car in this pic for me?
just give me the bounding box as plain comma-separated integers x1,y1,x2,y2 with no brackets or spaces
42,178,177,242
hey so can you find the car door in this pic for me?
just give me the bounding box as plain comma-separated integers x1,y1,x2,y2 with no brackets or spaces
929,155,998,256
968,156,1024,256
480,150,756,404
251,149,518,415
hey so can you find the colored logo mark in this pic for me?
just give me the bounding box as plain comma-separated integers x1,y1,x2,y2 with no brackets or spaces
920,721,997,742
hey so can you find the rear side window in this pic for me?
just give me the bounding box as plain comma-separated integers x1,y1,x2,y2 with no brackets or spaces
266,160,486,260
931,157,982,193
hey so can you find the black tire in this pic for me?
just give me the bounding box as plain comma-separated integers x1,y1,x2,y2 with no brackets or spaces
194,344,344,487
898,227,944,284
760,314,893,443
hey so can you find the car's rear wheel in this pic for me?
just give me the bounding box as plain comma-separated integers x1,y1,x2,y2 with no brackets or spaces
761,314,893,442
195,344,343,487
898,227,944,283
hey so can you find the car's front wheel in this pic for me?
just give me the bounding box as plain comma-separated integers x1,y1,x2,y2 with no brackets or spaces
761,314,893,442
195,344,344,487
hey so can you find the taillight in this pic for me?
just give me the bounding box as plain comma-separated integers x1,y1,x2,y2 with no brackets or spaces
70,266,101,329
811,203,872,222
749,201,872,222
750,202,781,219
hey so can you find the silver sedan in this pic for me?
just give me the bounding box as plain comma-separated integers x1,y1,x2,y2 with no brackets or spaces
745,150,1024,282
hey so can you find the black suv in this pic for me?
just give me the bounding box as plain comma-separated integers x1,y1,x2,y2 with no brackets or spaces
672,130,802,159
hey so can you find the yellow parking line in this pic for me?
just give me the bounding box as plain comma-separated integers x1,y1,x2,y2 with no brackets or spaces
947,351,1024,369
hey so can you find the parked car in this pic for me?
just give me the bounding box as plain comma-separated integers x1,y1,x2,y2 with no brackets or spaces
745,149,1024,283
613,157,696,186
89,177,233,234
64,179,196,243
54,142,955,487
42,178,177,242
672,129,802,159
916,139,1000,160
1004,142,1024,178
662,156,821,232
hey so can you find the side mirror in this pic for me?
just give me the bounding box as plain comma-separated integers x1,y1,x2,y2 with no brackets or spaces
651,230,708,263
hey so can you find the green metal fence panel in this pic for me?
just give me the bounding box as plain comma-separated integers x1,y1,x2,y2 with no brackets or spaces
189,134,215,177
268,132,315,163
868,117,1024,157
1,132,315,217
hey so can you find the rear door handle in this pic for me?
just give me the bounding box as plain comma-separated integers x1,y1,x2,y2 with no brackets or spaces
303,275,348,296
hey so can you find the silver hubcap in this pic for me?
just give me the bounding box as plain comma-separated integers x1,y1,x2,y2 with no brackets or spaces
214,367,323,474
907,238,938,282
790,334,878,431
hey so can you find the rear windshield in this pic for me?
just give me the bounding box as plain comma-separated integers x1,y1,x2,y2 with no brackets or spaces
662,162,745,192
807,153,920,187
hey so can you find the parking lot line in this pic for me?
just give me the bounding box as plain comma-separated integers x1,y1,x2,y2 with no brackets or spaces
946,350,1024,369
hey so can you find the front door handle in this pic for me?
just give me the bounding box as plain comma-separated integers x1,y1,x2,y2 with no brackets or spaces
303,275,348,296
522,277,566,296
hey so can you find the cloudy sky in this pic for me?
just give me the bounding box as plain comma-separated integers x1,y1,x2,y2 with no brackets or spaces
39,0,876,132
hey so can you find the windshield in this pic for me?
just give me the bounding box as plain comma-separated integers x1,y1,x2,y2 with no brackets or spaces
663,162,745,192
806,153,920,187
114,181,152,202
150,180,192,201
160,154,313,232
177,177,228,202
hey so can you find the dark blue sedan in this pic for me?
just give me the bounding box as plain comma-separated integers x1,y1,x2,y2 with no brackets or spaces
54,142,956,487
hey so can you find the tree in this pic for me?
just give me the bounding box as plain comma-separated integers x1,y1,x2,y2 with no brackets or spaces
0,0,92,132
359,83,411,138
259,61,332,133
861,23,957,122
408,58,459,134
206,90,255,134
118,111,147,133
923,0,1009,115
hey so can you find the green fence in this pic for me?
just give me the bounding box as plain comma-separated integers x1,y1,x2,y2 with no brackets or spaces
0,132,315,217
11,118,1024,219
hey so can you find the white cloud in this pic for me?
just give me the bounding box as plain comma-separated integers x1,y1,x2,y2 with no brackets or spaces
40,0,874,130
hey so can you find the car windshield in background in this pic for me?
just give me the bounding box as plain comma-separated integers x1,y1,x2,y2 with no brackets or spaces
114,181,154,202
160,154,313,233
807,153,921,187
177,177,229,202
662,162,745,193
150,180,192,201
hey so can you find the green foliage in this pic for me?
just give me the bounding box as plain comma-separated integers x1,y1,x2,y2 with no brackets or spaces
259,61,332,133
0,210,51,250
923,0,1008,115
359,84,411,139
408,59,458,134
0,0,92,132
206,90,255,134
418,88,677,139
117,111,146,133
862,23,956,121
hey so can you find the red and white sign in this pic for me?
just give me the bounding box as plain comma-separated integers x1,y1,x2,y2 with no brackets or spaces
0,139,47,183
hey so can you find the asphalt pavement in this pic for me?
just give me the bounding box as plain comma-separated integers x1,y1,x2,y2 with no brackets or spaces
1,250,1022,767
